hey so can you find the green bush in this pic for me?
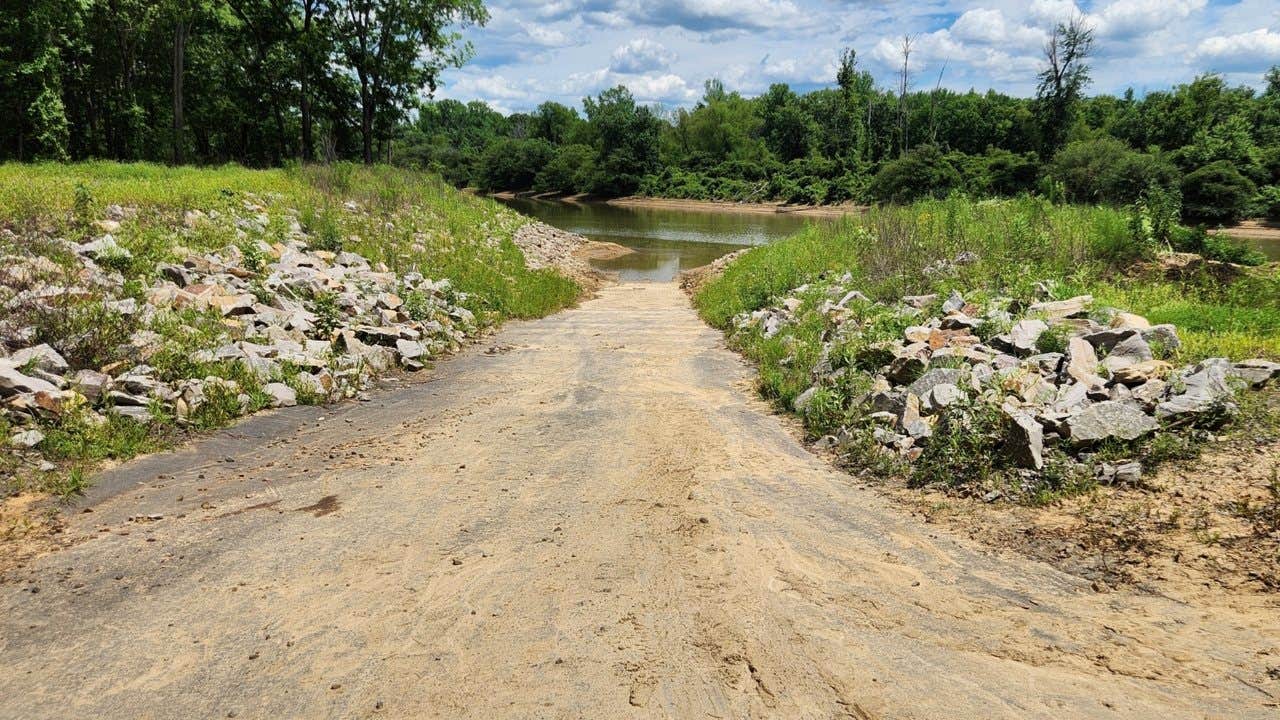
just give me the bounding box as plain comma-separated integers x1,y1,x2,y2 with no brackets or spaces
1169,226,1266,265
1050,138,1180,206
1255,185,1280,221
869,145,961,203
974,148,1041,197
535,145,590,194
1181,161,1256,225
533,144,597,194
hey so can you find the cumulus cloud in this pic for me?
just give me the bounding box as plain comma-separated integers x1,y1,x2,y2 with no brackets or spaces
1197,28,1280,71
563,67,699,104
718,52,834,93
951,8,1046,51
437,74,540,113
1090,0,1207,39
610,39,677,73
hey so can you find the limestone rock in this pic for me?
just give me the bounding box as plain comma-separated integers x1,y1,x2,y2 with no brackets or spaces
264,383,298,408
1066,401,1159,443
0,366,58,396
1003,409,1044,470
1111,360,1172,386
10,429,44,449
1101,334,1153,374
1028,295,1091,320
10,344,69,374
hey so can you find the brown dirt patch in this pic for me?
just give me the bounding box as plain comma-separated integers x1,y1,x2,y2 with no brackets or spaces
872,433,1280,600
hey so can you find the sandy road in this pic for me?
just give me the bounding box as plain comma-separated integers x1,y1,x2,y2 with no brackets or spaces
2,282,1277,719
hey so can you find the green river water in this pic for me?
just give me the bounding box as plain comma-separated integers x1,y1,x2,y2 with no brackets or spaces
497,197,820,281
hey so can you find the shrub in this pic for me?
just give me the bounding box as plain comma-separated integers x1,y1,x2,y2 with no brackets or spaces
1255,185,1280,221
1181,161,1256,225
1169,226,1266,266
975,148,1041,197
869,145,961,203
1050,138,1180,206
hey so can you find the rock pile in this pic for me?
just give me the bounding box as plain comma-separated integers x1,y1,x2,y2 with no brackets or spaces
736,275,1279,481
514,221,599,291
1,201,482,465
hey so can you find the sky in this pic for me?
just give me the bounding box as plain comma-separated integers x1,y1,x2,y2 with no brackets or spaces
432,0,1280,114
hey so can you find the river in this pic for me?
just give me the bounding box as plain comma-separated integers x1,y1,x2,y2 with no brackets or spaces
500,197,1280,279
497,197,817,281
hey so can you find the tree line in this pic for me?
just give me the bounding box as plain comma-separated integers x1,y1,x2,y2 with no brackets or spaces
399,22,1280,225
6,7,1280,225
1,0,485,165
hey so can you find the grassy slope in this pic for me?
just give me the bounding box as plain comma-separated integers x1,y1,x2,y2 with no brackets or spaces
1,162,578,320
698,197,1279,362
0,162,578,498
694,195,1280,494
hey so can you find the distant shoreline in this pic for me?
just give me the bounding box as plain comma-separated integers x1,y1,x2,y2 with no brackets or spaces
488,190,868,219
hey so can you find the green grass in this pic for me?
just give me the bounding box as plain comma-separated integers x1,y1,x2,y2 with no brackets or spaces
0,161,579,322
698,196,1278,362
1,161,580,499
695,194,1280,500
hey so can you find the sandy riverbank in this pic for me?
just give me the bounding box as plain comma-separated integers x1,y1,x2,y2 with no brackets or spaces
489,190,868,219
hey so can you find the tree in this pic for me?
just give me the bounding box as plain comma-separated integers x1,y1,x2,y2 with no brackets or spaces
896,34,915,156
331,0,486,163
582,86,662,196
530,101,582,145
1,0,82,160
296,0,331,161
534,144,596,194
759,84,813,162
1036,16,1093,153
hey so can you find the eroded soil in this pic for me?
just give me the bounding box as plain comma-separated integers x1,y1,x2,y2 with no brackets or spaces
2,283,1278,719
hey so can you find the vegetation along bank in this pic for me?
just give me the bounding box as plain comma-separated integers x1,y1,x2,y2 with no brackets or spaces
0,162,582,511
694,195,1280,589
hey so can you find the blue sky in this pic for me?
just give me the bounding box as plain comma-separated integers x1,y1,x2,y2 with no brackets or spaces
435,0,1280,113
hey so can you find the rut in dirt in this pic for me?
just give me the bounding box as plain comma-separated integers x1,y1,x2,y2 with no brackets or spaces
1,282,1276,720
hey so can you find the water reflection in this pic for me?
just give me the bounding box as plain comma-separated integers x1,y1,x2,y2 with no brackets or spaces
497,197,817,281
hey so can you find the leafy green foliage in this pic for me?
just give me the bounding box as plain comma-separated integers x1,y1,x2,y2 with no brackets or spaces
582,86,663,196
869,145,961,203
1050,138,1179,205
476,138,555,191
1181,161,1257,225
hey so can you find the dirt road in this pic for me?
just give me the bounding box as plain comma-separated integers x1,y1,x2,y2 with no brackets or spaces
2,283,1277,719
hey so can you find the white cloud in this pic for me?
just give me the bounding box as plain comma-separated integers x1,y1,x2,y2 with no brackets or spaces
520,21,576,48
1027,0,1082,25
1090,0,1207,39
951,8,1046,51
438,74,539,113
1197,28,1280,70
563,67,699,104
610,39,677,73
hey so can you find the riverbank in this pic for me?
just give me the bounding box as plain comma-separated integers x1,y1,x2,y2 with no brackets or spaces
489,190,866,219
694,194,1280,593
0,163,586,529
